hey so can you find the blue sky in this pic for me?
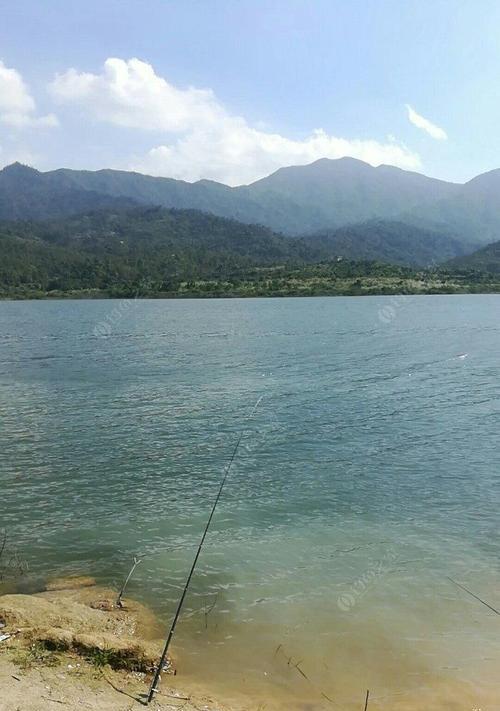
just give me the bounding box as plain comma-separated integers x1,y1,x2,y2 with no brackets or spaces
1,0,499,184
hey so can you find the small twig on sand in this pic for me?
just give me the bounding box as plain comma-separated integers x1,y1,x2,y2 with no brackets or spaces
294,662,309,680
447,577,500,615
275,644,337,706
364,689,370,710
40,697,69,705
102,672,147,705
152,689,190,702
321,691,336,704
116,555,144,608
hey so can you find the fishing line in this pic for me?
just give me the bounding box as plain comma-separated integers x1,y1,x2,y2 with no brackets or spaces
147,395,263,703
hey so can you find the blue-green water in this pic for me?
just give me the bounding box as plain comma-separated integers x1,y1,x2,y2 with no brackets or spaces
1,296,499,709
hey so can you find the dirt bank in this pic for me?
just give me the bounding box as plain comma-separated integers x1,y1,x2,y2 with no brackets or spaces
0,577,231,711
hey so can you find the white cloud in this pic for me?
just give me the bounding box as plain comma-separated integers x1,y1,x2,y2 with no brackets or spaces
0,60,58,129
49,57,421,185
49,58,222,132
405,104,447,141
1,112,59,129
135,127,421,185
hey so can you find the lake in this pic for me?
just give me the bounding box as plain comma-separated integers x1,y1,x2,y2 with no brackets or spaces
1,295,499,709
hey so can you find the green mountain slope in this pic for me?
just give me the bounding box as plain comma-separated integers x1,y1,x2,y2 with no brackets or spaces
242,158,458,232
307,220,470,267
407,168,500,246
1,206,499,298
0,158,460,236
0,163,137,220
446,239,500,273
0,207,323,292
2,157,500,249
2,163,302,232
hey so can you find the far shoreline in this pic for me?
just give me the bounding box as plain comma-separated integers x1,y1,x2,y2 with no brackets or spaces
1,286,500,302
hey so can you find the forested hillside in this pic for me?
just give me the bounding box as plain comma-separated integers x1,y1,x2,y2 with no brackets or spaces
0,207,320,293
446,239,500,273
1,206,498,299
306,220,469,267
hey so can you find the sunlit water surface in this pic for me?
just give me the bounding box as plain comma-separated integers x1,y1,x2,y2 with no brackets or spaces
1,296,499,709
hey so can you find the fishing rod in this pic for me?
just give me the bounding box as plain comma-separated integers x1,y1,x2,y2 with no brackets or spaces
147,395,263,704
364,689,370,710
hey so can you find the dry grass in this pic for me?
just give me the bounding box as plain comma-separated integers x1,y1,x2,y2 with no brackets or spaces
0,580,165,673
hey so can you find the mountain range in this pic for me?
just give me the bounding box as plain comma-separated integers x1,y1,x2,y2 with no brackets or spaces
1,157,500,284
2,157,500,243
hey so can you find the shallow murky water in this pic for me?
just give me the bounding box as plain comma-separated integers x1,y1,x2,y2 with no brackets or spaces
1,296,499,708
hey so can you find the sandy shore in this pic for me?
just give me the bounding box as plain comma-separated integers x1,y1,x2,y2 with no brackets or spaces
0,577,232,711
1,658,230,711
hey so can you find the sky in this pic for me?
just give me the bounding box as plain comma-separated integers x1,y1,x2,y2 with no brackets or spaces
1,0,499,185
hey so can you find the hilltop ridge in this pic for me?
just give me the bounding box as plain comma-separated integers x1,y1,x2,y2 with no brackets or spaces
1,156,498,243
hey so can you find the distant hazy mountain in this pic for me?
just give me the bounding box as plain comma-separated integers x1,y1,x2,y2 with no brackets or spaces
1,157,499,248
446,238,500,273
0,162,137,220
405,168,500,246
307,220,470,267
240,158,458,233
6,163,300,233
